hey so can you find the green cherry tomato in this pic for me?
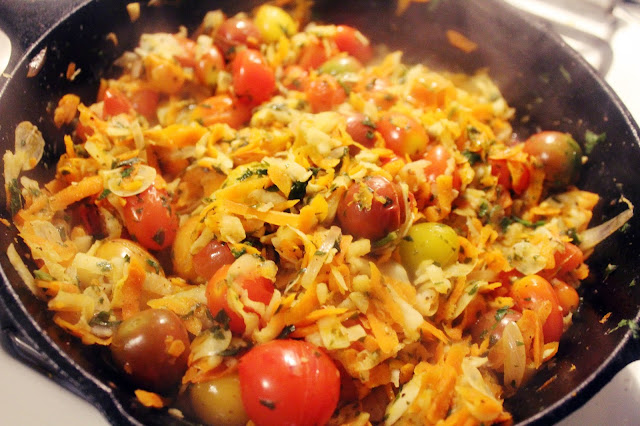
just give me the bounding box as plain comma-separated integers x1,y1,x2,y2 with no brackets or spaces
318,55,363,76
190,374,249,426
399,222,460,276
523,131,582,189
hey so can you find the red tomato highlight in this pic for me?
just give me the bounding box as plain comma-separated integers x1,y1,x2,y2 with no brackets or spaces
511,275,564,343
238,340,340,426
103,88,132,117
334,25,373,63
193,239,235,280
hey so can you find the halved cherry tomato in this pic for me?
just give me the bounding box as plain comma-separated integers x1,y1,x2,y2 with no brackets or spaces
103,88,132,117
122,185,179,251
306,74,347,113
424,145,461,190
334,25,373,63
511,275,563,343
337,175,405,241
553,242,584,276
191,94,252,129
238,340,340,426
345,112,377,147
232,49,276,106
215,17,263,56
195,46,225,87
206,265,275,334
377,112,428,159
193,239,235,281
130,89,159,121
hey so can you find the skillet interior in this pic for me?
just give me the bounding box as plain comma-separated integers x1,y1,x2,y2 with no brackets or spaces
0,0,639,424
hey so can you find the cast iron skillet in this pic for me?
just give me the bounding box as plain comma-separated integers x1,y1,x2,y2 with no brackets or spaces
1,0,639,424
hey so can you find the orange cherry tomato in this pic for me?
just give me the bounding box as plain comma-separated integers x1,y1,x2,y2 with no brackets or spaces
281,65,309,91
206,265,275,335
191,95,252,129
122,185,179,251
511,275,564,343
356,77,396,110
232,49,276,106
553,242,584,276
306,74,347,113
553,280,580,314
345,112,377,147
334,25,373,63
103,88,132,117
377,112,428,159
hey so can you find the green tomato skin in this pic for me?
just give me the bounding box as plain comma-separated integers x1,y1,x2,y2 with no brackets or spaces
523,131,583,189
190,374,249,426
399,222,460,277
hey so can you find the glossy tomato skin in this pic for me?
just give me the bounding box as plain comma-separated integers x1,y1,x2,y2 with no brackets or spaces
337,175,405,241
193,239,236,280
216,17,263,56
334,25,373,63
130,89,159,121
195,46,225,87
238,340,340,426
377,112,428,159
523,131,582,189
345,113,377,147
122,185,179,251
511,275,564,343
206,265,275,334
111,309,190,394
103,88,132,117
232,49,275,106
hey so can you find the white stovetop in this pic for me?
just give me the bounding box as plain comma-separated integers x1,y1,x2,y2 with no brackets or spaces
1,2,640,424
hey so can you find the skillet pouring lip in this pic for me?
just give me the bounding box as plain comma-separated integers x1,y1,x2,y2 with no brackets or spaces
1,0,639,425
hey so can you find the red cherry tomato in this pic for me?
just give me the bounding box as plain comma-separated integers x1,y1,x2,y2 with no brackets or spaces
191,95,252,129
377,112,428,159
511,275,564,343
206,265,275,334
357,77,396,110
306,74,347,113
238,340,340,426
130,89,159,121
232,49,276,106
193,239,235,280
195,46,225,87
424,145,461,190
470,308,523,345
345,113,377,147
298,38,330,70
553,242,584,276
523,131,582,189
337,175,405,241
122,185,179,251
173,36,198,68
103,88,132,117
216,17,263,56
334,25,373,63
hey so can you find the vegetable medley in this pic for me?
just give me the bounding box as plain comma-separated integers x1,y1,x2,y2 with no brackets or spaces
4,3,621,425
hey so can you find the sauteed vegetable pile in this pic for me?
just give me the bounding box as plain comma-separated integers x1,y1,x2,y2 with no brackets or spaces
4,4,628,425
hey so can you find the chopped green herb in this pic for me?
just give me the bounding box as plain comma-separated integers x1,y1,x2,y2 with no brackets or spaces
495,306,509,321
214,309,231,329
629,279,637,288
511,216,546,228
231,247,247,258
97,188,112,200
8,179,23,216
566,227,581,245
152,228,166,246
277,324,296,339
462,149,482,165
34,270,54,281
288,180,308,200
260,399,276,410
584,130,606,155
146,258,160,273
606,319,640,338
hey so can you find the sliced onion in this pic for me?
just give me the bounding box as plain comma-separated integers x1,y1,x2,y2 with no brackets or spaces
14,121,44,170
299,226,341,289
102,164,156,197
502,321,526,391
579,200,633,251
